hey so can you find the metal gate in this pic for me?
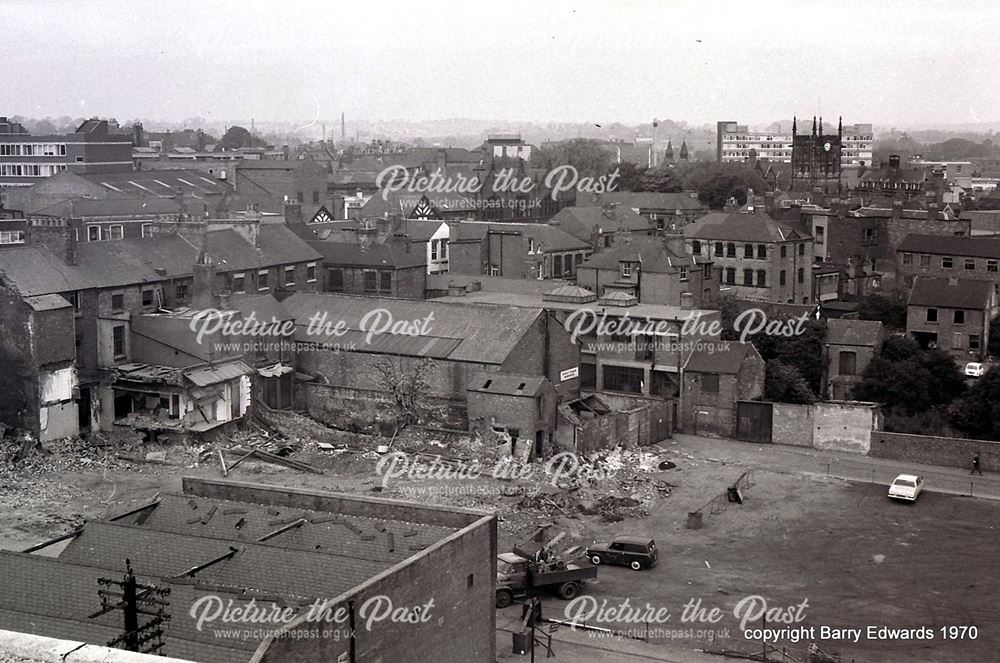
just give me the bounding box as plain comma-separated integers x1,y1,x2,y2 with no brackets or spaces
736,401,773,443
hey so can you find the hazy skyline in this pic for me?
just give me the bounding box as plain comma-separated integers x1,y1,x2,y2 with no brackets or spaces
5,0,1000,129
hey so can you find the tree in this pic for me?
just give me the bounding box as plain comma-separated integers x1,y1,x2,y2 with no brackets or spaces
850,336,964,413
681,162,767,210
949,368,1000,439
989,316,1000,357
764,360,816,404
371,357,433,428
215,125,268,152
530,138,614,178
856,292,907,330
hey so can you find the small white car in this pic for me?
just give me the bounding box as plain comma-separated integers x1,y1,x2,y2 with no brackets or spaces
964,362,986,377
888,474,923,502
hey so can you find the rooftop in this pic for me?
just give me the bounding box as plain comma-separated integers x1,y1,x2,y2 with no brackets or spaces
578,191,707,211
898,233,1000,259
826,319,884,347
683,211,811,243
579,237,705,272
283,292,545,364
547,205,653,237
907,276,994,309
683,341,758,374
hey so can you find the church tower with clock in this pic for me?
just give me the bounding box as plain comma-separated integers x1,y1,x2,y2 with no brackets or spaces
791,116,843,195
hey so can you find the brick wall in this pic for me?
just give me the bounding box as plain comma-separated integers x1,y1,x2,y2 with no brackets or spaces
764,400,879,453
771,403,813,447
869,431,1000,472
573,398,671,454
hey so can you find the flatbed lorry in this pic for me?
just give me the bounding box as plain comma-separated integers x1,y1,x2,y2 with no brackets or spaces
495,550,597,608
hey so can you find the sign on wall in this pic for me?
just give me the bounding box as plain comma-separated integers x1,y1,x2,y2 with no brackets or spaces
559,367,579,382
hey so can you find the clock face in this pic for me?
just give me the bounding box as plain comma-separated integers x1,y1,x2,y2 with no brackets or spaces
824,142,832,152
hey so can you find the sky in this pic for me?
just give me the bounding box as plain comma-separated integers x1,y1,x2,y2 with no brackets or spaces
3,0,1000,129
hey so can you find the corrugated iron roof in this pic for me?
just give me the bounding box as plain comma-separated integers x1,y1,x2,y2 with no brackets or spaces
184,360,252,386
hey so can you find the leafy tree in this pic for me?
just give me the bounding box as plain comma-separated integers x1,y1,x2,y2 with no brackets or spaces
949,368,1000,439
371,357,433,427
681,162,767,210
530,138,614,178
764,360,816,404
989,316,1000,357
215,125,268,152
851,336,964,413
856,292,907,330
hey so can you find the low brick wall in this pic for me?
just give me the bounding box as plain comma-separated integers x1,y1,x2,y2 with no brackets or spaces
869,431,1000,472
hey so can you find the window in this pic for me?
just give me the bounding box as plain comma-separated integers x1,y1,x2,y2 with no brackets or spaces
691,240,701,255
988,260,998,273
489,264,500,276
779,270,786,286
284,265,295,286
797,267,804,284
379,270,392,292
942,256,953,269
363,270,377,292
757,244,766,258
141,289,154,309
701,374,719,393
111,293,124,311
902,252,912,265
798,243,805,256
0,230,25,244
141,223,153,238
744,244,754,259
756,269,766,287
602,365,644,393
926,308,938,323
233,272,246,293
704,263,712,278
726,242,736,257
257,269,269,291
528,238,537,254
175,284,188,302
965,258,976,271
328,268,344,291
920,254,930,267
679,266,688,282
553,254,563,278
113,325,126,358
954,310,965,324
106,225,123,241
714,242,724,257
743,268,753,286
780,245,787,258
306,262,317,283
970,334,981,351
87,226,101,242
621,262,632,278
296,191,304,203
725,268,736,285
580,363,597,389
839,351,857,376
312,191,320,204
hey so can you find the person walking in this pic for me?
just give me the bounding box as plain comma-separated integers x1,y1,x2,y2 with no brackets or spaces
972,453,983,476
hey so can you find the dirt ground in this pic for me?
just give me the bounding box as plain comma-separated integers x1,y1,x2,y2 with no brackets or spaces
1,423,997,663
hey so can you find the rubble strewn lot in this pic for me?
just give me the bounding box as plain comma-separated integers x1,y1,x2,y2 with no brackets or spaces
2,421,998,663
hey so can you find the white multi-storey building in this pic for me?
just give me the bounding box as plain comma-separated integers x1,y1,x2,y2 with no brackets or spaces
717,119,873,167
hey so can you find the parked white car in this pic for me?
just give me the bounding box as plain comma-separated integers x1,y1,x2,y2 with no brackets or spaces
888,474,923,502
964,362,986,377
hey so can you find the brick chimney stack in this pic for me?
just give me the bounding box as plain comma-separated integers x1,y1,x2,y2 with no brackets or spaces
27,225,77,266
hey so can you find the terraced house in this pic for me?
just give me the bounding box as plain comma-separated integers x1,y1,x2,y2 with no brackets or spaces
897,234,1000,315
0,217,321,438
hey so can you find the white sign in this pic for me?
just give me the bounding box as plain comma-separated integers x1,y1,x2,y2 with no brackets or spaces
560,367,580,381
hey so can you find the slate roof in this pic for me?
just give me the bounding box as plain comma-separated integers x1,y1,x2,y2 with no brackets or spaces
547,205,654,239
0,225,320,297
908,277,993,309
467,373,548,396
826,319,883,347
579,237,704,272
579,191,707,211
450,222,589,252
22,294,71,311
683,341,758,374
229,293,292,322
897,233,1000,259
683,211,811,243
77,169,230,197
308,239,427,270
69,197,184,218
282,292,543,365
